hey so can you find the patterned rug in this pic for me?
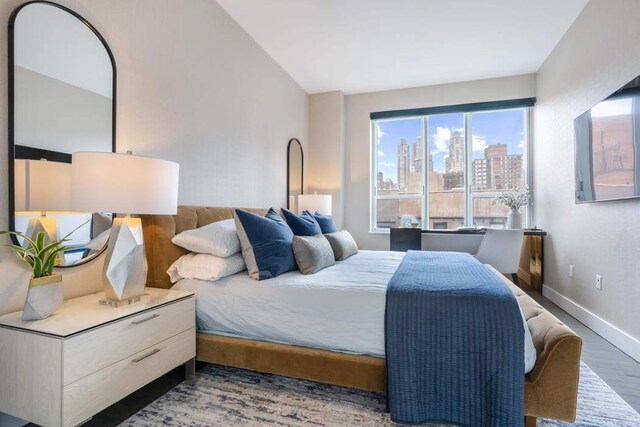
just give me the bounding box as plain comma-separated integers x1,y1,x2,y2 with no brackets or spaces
123,362,640,426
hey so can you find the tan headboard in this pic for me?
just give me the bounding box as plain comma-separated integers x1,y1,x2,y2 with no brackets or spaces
141,206,269,289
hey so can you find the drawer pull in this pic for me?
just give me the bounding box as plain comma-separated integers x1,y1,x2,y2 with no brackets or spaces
131,313,160,325
132,348,160,363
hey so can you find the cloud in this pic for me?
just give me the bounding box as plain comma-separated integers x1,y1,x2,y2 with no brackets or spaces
377,149,384,157
517,139,524,149
376,124,385,145
429,129,490,154
379,161,396,167
472,135,488,152
430,127,451,155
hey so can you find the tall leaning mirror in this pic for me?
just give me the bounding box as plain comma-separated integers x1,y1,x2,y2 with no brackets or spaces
287,138,304,212
9,1,116,267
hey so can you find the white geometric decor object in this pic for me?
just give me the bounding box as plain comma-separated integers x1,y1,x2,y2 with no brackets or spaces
22,216,58,249
22,274,63,321
102,217,148,304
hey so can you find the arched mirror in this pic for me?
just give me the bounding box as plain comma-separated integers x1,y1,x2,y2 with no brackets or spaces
287,138,304,212
9,1,116,267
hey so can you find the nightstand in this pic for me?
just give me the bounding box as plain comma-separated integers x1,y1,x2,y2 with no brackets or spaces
0,288,195,427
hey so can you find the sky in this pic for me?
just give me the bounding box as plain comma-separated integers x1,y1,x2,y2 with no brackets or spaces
376,109,525,182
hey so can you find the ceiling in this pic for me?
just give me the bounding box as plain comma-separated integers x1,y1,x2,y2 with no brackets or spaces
216,0,588,95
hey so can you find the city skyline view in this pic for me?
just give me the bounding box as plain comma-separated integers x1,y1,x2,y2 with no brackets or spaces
373,108,528,230
376,109,525,184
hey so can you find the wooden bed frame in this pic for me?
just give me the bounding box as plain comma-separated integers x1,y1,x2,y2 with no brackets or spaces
141,206,582,424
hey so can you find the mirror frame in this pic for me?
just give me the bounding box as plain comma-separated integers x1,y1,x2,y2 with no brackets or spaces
7,0,117,267
286,138,304,210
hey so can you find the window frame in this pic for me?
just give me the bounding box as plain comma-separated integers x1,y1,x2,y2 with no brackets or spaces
370,105,533,233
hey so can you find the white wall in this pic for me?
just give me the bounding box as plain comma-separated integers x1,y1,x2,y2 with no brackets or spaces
342,75,536,249
0,0,308,316
308,91,345,227
535,0,640,349
15,66,112,153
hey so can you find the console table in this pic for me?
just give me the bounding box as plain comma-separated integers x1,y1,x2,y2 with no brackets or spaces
390,228,546,292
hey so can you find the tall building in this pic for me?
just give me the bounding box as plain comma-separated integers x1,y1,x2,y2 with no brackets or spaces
445,130,465,173
397,139,410,192
473,158,489,190
428,154,434,172
377,171,395,191
472,143,523,191
485,143,508,159
412,137,423,172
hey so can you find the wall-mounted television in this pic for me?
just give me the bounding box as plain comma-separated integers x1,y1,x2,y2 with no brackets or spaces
575,75,640,203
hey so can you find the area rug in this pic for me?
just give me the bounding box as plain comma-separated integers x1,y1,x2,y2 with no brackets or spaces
123,362,640,426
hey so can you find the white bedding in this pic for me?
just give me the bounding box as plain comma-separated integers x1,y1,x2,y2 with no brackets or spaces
173,250,536,371
173,250,401,357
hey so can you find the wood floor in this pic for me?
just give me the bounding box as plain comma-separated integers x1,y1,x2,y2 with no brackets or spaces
35,293,639,426
531,293,640,412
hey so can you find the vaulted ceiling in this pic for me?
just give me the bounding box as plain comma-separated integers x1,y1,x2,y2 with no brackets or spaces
217,0,588,94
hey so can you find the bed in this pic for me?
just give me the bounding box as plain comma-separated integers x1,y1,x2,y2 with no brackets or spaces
141,206,583,425
173,250,403,357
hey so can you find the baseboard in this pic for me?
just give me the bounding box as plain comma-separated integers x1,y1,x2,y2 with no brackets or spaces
543,285,640,363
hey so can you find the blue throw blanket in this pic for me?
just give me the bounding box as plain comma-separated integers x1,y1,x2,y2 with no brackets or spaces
385,251,524,426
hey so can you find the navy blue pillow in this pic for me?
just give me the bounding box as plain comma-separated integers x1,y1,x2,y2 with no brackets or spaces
282,208,322,236
306,211,338,233
234,208,297,280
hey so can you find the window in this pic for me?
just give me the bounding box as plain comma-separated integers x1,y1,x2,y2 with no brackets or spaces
371,100,533,231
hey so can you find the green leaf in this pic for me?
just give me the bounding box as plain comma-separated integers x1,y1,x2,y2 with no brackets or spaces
44,254,57,275
33,257,43,278
0,230,38,248
6,244,28,256
2,218,89,277
37,240,66,259
23,256,35,269
36,232,46,252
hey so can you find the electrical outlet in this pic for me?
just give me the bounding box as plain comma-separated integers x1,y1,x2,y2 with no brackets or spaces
569,265,574,278
595,275,602,290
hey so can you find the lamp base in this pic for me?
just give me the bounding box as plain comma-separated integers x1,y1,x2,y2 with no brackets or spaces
102,217,148,302
23,216,58,249
99,295,142,307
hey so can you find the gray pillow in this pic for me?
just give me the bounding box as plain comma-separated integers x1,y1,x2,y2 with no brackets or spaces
324,230,358,261
292,234,335,274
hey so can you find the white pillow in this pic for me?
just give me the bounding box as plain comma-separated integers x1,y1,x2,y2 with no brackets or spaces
171,219,241,257
167,252,246,283
85,228,111,250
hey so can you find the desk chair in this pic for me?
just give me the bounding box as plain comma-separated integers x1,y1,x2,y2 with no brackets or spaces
475,229,524,285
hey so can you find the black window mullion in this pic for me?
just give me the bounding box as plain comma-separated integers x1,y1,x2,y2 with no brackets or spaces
370,97,535,120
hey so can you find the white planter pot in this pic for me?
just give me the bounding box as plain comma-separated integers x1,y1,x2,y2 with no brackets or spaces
506,207,522,229
22,274,63,321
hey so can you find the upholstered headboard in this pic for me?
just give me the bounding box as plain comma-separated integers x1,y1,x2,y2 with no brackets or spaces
141,206,269,289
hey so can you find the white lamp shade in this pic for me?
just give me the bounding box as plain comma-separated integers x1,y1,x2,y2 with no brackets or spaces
15,159,72,212
71,152,179,215
297,194,332,215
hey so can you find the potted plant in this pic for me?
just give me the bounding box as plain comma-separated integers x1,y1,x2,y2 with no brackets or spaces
1,223,85,320
492,187,531,229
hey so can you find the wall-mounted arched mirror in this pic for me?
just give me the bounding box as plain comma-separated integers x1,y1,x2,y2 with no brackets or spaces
287,138,304,212
9,1,116,267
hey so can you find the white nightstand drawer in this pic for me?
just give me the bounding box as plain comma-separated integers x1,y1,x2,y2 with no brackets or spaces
64,297,195,385
63,327,195,427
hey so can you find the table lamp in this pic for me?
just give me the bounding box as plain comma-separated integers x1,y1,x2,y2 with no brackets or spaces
71,152,179,306
297,193,332,216
14,159,72,247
